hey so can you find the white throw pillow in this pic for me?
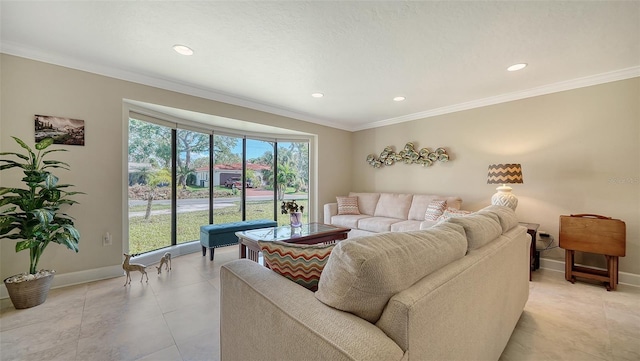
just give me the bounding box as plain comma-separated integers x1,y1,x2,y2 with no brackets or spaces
437,208,472,221
447,213,502,250
476,205,519,233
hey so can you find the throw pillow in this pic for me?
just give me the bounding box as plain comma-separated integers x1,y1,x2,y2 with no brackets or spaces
424,200,447,221
437,208,472,221
447,213,503,250
336,196,360,215
258,241,335,291
475,205,519,233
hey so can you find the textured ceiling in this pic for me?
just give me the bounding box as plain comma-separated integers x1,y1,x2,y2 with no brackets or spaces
1,1,639,131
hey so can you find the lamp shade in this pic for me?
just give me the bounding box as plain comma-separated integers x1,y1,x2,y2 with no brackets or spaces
487,164,523,184
487,164,523,210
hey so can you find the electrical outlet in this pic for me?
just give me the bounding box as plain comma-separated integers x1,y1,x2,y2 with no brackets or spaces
103,232,112,246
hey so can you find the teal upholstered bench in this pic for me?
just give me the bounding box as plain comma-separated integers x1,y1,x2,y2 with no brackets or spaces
200,219,277,261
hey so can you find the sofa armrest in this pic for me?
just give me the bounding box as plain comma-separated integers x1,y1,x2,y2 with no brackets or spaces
376,226,529,360
324,202,338,224
220,259,404,361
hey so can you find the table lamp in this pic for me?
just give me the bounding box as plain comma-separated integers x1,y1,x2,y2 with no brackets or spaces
487,163,523,210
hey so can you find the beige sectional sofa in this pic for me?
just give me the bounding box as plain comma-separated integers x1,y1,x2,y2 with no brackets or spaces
324,192,463,238
220,205,530,361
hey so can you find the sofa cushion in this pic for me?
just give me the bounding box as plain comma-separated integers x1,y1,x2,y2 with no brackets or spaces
357,217,403,233
336,196,360,215
349,192,380,215
374,193,413,219
315,224,468,323
258,241,335,291
407,195,463,221
447,213,503,250
390,220,422,232
424,200,447,221
476,205,519,233
330,214,372,230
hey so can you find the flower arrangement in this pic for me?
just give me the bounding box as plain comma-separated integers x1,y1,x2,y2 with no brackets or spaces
281,200,304,214
282,200,304,228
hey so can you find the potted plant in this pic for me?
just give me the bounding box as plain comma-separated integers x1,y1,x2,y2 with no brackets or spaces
281,200,304,228
0,137,83,309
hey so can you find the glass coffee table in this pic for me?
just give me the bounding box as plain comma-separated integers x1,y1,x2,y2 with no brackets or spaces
236,222,350,264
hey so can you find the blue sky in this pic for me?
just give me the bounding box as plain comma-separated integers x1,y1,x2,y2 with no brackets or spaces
237,140,273,160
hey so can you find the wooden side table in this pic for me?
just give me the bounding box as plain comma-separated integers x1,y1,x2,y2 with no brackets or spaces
559,214,626,291
519,222,539,281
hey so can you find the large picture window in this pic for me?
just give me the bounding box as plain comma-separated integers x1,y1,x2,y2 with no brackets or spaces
127,115,311,255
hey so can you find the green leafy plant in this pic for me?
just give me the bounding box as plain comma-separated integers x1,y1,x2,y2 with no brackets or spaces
0,137,83,275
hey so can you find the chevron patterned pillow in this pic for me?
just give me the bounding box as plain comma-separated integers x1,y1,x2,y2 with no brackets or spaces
258,241,335,291
424,200,447,221
336,196,360,215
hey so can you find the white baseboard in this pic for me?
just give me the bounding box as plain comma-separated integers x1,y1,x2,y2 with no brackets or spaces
4,252,638,300
1,242,203,300
131,241,202,266
539,258,640,287
0,264,124,300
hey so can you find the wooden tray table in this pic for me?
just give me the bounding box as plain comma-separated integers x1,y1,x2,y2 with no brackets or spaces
559,214,625,291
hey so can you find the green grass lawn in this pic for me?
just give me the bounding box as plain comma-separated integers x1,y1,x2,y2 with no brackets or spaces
129,204,172,213
129,199,308,254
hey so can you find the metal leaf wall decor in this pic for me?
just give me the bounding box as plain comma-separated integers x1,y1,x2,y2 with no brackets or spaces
366,142,449,168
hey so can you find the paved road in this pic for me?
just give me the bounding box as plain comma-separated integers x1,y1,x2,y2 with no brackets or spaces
128,193,308,217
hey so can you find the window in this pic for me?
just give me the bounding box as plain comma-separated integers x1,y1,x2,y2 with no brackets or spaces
176,128,210,244
213,134,243,224
127,113,312,255
275,141,309,225
127,119,172,254
245,139,276,222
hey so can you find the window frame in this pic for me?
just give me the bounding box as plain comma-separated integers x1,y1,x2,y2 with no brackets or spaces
124,104,315,260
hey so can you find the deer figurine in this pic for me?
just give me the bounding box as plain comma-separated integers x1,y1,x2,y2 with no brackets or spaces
156,252,172,274
123,253,148,286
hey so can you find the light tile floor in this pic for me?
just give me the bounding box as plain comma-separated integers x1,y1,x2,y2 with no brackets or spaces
1,246,639,361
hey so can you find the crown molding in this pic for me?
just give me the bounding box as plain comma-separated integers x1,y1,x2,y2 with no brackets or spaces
354,66,640,132
0,42,352,132
2,42,638,133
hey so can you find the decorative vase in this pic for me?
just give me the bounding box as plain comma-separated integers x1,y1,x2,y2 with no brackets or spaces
289,212,303,228
4,272,55,309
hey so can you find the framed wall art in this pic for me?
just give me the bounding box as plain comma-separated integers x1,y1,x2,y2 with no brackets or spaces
35,115,85,146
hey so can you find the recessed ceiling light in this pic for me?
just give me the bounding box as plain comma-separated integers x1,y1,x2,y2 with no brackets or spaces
173,44,194,56
393,96,406,102
507,63,527,72
311,93,324,98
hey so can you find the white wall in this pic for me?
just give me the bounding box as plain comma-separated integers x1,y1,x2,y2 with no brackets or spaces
351,78,640,278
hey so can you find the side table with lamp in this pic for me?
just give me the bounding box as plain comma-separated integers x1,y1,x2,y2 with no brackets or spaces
487,163,542,280
486,163,560,280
